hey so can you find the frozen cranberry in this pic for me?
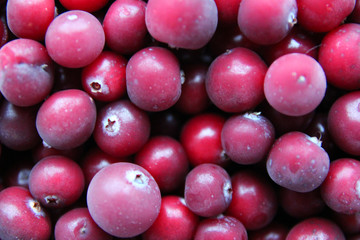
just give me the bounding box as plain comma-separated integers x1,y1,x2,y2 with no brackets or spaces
80,147,128,186
126,47,182,112
143,196,199,240
332,211,360,235
93,99,150,157
286,217,345,240
226,170,278,230
318,23,360,90
297,0,356,32
45,10,105,68
327,91,360,155
135,136,189,193
103,0,148,55
194,215,247,240
0,186,52,240
0,100,41,151
87,162,161,238
266,131,330,192
59,0,109,12
214,0,242,26
6,0,55,40
184,163,232,217
54,207,112,240
175,63,211,115
221,112,275,165
145,0,218,49
237,0,297,45
0,38,54,107
264,53,327,117
248,221,289,240
36,89,97,150
321,158,360,214
206,47,267,113
261,26,320,65
279,187,325,219
29,155,85,208
81,51,127,102
180,113,228,166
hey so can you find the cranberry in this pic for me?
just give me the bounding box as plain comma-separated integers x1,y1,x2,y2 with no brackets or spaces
327,91,360,155
0,17,8,48
0,38,54,107
0,100,41,151
221,112,275,165
194,215,248,240
145,0,218,49
45,10,105,68
0,186,52,240
81,51,127,102
93,99,150,157
126,46,182,112
36,89,97,150
297,0,356,32
318,23,360,90
205,47,267,113
184,163,232,217
264,53,327,117
248,221,289,240
135,136,189,193
332,211,360,236
237,0,297,45
6,0,55,40
321,158,360,214
87,162,161,238
103,0,148,55
226,170,278,230
3,158,33,188
54,207,113,240
28,155,85,208
286,217,345,240
266,131,330,192
58,0,109,12
143,195,199,240
214,0,242,26
180,113,228,166
349,0,360,23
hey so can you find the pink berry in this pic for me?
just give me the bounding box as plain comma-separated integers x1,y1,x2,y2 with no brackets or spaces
126,47,182,112
0,186,52,240
36,89,97,150
45,10,105,68
145,0,218,49
264,53,327,117
266,131,330,192
28,155,85,208
237,0,297,45
184,163,232,217
87,162,162,238
58,0,109,12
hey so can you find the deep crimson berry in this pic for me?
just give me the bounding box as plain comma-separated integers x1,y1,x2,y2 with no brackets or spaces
0,186,52,240
214,0,242,26
58,0,109,12
143,195,199,240
248,221,289,240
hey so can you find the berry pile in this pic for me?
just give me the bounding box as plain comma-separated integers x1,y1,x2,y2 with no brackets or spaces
0,0,359,239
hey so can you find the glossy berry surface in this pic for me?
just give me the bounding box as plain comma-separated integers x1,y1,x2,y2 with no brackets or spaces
206,47,267,113
45,10,105,68
194,215,248,240
87,162,162,238
0,186,52,240
28,155,85,208
36,89,97,150
264,53,327,116
126,46,182,112
184,163,232,217
0,38,54,107
145,0,218,49
266,131,330,192
221,112,275,165
143,195,199,240
54,207,112,240
321,158,360,214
